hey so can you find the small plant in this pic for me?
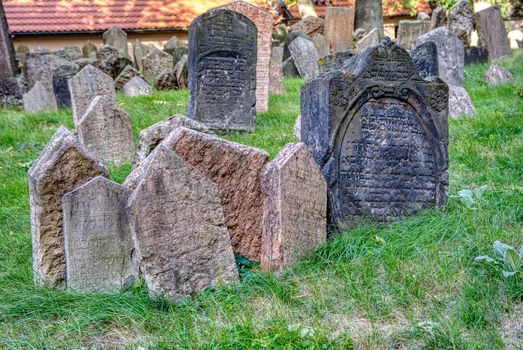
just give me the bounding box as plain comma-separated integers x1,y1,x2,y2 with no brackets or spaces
475,241,523,278
458,185,487,208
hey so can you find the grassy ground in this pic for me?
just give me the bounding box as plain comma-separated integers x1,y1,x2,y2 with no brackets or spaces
1,53,522,349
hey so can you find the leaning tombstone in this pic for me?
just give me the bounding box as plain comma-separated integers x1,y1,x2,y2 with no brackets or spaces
288,34,320,79
448,0,473,46
396,20,431,51
261,142,327,272
448,85,475,119
103,25,129,56
77,96,135,165
123,76,153,97
485,64,513,85
430,7,447,30
127,145,239,303
29,126,109,288
142,47,174,81
301,38,449,232
23,81,58,113
132,40,150,71
411,41,439,79
355,28,380,53
0,0,19,81
269,45,285,95
474,6,512,61
69,64,117,126
187,9,257,133
174,54,188,89
325,7,355,52
62,176,138,292
464,47,489,65
115,65,142,90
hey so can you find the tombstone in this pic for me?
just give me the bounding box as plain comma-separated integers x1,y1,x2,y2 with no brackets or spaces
485,64,513,85
312,34,329,58
174,54,188,89
77,96,135,164
448,0,473,46
355,28,380,53
127,145,239,302
115,65,142,90
97,45,132,79
24,53,74,89
155,127,269,261
16,44,29,66
187,9,257,133
52,60,80,108
293,115,301,139
430,7,447,30
142,47,174,81
448,85,475,119
29,127,109,287
290,16,325,37
82,41,98,58
411,41,439,79
123,76,153,97
103,25,129,56
416,27,464,86
132,40,150,71
269,45,285,95
219,1,273,113
23,81,58,113
300,38,449,231
282,57,300,78
474,6,512,61
325,7,355,53
62,176,138,292
396,20,431,51
464,47,489,65
261,142,327,272
54,46,82,62
154,72,177,91
163,36,188,64
318,50,357,73
355,0,384,39
289,35,319,79
0,0,18,79
273,23,289,45
134,115,211,165
417,12,430,21
69,65,117,125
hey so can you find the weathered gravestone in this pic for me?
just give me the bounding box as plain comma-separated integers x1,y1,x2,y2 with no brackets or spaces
448,0,473,46
132,40,151,71
355,28,380,53
293,115,301,139
411,41,439,79
300,38,449,231
62,176,138,292
187,9,257,133
290,16,325,37
52,60,80,108
0,0,18,80
115,65,142,90
123,76,153,97
485,64,513,85
158,127,269,261
82,41,97,58
174,54,189,89
261,142,327,272
77,96,135,165
448,85,475,119
396,20,431,51
464,47,489,65
103,25,129,56
154,72,177,91
355,0,384,39
142,47,174,81
29,127,109,287
97,45,133,78
318,50,357,73
163,36,188,62
474,6,512,61
430,7,447,30
312,34,329,59
289,34,320,79
54,46,82,62
23,81,58,113
416,27,464,86
325,7,355,53
269,45,285,95
69,64,117,125
24,53,78,92
219,1,273,113
127,145,239,302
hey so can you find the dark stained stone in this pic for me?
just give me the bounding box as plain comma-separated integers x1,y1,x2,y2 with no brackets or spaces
355,0,384,39
282,57,300,77
97,45,133,79
82,41,98,58
464,47,489,65
52,60,80,108
0,0,18,79
474,6,512,61
114,65,142,91
187,9,257,133
154,71,178,90
411,41,439,79
300,38,449,232
448,0,474,46
0,76,24,106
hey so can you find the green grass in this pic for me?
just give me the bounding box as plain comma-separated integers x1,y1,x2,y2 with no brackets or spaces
1,53,522,349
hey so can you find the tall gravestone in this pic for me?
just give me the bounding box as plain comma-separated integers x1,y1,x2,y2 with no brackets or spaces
301,38,449,231
325,7,355,53
411,41,439,79
29,127,109,287
288,34,320,79
474,6,512,61
142,48,174,81
103,25,129,56
396,20,431,50
187,9,257,133
219,1,273,113
0,0,18,79
52,60,79,108
269,45,285,95
448,0,473,46
355,0,384,39
127,145,239,303
63,176,138,292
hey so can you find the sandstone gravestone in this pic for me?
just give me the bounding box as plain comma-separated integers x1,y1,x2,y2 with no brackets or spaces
29,127,109,287
23,81,58,113
464,47,489,65
82,41,97,58
219,1,273,113
396,20,431,51
290,16,324,36
485,64,513,85
103,25,129,56
325,7,355,53
289,35,320,79
115,65,142,90
448,0,473,46
133,40,150,71
474,6,512,61
0,0,18,79
301,38,449,231
187,9,257,133
62,176,138,292
448,85,475,119
123,76,153,97
158,127,269,261
54,46,82,62
77,96,135,165
411,41,439,79
355,0,384,39
69,64,117,125
127,145,238,302
430,7,447,30
355,28,380,53
142,48,174,81
269,45,285,95
261,142,327,272
416,27,464,86
312,34,329,58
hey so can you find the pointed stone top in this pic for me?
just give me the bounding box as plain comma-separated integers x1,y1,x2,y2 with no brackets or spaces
73,64,112,82
63,175,128,201
270,142,313,170
78,95,115,124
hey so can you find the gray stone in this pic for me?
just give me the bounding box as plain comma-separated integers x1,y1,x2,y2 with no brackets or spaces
123,76,153,97
103,25,128,56
115,65,142,91
0,76,24,106
16,45,29,67
0,1,18,79
355,0,384,39
448,0,474,46
474,6,512,61
411,41,439,79
127,145,239,303
416,27,464,86
485,64,513,85
29,126,109,287
97,45,133,79
269,45,285,95
261,142,327,272
54,46,82,62
69,65,117,126
301,38,449,232
289,35,319,79
325,7,355,52
23,81,58,113
312,34,329,58
82,41,97,58
352,28,367,43
396,20,431,51
163,36,188,63
293,115,301,139
142,48,174,81
464,46,489,65
74,57,98,70
355,28,380,53
154,72,177,91
134,114,211,165
318,50,357,73
448,85,475,119
62,176,138,292
24,53,76,90
132,40,150,71
430,7,447,30
187,9,257,133
51,60,80,108
282,57,300,77
77,96,135,165
174,54,188,89
417,12,430,21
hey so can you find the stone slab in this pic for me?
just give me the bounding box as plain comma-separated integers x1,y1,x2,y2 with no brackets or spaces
23,81,58,113
474,6,512,61
325,7,355,53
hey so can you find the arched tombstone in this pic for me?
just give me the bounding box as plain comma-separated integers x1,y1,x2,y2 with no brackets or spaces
187,9,257,133
301,38,449,233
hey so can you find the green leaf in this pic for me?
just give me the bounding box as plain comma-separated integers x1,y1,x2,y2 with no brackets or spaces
519,246,523,258
505,247,521,272
474,185,488,199
458,189,474,207
474,255,496,263
494,241,512,261
502,271,517,278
